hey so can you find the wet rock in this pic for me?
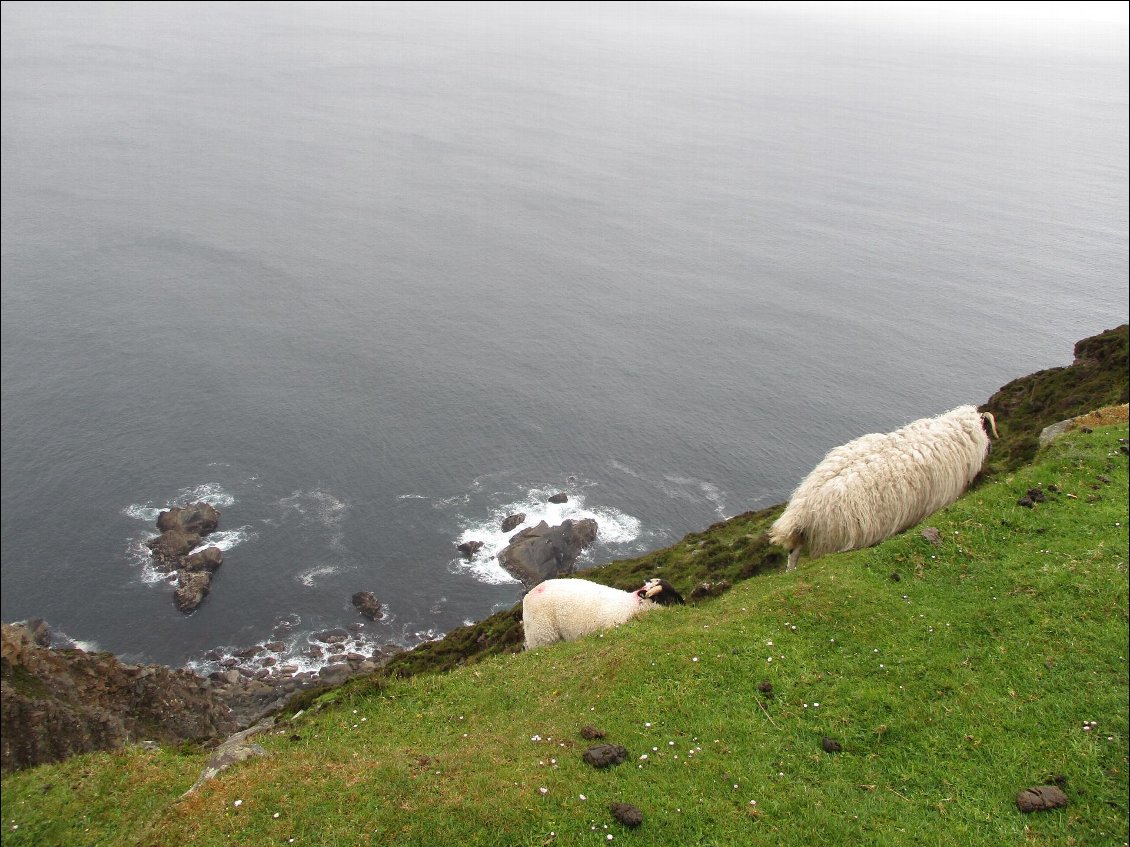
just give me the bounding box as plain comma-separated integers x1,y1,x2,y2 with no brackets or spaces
351,591,382,621
583,744,628,769
548,492,569,504
457,540,484,558
157,502,220,536
501,513,526,532
498,519,599,589
235,646,265,659
609,803,643,828
318,665,351,686
311,629,350,644
173,571,213,613
1016,785,1069,813
264,642,285,653
147,529,202,566
821,736,842,753
183,546,224,573
580,726,606,740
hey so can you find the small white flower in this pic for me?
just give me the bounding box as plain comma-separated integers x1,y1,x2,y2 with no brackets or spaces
644,722,651,727
539,787,548,795
692,657,699,662
813,702,820,707
579,794,586,800
273,813,280,819
607,836,614,841
233,800,243,807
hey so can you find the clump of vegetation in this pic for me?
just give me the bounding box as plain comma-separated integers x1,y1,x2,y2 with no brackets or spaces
982,324,1127,472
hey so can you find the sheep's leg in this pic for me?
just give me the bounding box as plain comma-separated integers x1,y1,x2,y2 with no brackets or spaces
786,548,800,572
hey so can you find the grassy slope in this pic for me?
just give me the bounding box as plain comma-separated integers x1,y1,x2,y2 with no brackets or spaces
3,423,1127,847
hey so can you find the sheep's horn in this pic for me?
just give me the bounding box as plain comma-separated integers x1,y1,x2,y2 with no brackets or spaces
981,412,999,439
642,580,664,599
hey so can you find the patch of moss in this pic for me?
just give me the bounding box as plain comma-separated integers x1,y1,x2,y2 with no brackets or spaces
1,660,52,699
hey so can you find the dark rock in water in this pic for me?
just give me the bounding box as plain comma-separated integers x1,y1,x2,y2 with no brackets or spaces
498,519,598,589
583,744,628,769
501,513,526,533
174,571,213,613
609,802,643,828
457,540,484,558
311,629,350,644
548,492,569,504
1016,785,1069,813
157,502,220,536
183,546,224,573
235,645,265,659
147,529,202,566
821,736,842,753
0,621,236,774
580,725,606,740
351,591,382,621
264,642,285,653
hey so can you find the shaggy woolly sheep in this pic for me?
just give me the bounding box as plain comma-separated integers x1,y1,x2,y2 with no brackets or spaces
769,405,998,571
522,578,685,650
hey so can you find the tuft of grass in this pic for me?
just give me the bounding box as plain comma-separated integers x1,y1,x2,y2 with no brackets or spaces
4,423,1126,847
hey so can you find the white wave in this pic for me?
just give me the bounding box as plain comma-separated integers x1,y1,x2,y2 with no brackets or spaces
279,489,349,527
189,526,256,554
175,482,235,509
663,475,729,519
123,482,236,527
397,494,428,500
450,486,643,585
122,503,163,523
295,564,340,587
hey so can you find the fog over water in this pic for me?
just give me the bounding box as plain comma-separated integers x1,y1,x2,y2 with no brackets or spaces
2,2,1126,670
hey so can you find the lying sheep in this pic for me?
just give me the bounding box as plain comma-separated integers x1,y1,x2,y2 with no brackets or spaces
522,578,685,650
769,405,998,571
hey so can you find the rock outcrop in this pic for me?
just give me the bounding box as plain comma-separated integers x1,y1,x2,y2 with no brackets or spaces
501,513,526,532
351,591,382,621
498,518,598,588
1,621,236,774
145,501,224,613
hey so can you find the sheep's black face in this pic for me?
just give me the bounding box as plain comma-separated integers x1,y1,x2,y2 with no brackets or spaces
642,579,685,606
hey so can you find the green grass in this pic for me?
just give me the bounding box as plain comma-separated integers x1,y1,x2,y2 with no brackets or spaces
4,423,1127,847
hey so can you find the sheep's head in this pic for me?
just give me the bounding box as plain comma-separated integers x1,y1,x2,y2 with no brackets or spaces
980,411,999,440
641,578,685,606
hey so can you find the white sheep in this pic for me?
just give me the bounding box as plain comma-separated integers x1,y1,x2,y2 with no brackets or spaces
769,405,998,571
522,578,685,650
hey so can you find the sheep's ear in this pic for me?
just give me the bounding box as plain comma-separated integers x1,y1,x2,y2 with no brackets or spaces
981,412,999,439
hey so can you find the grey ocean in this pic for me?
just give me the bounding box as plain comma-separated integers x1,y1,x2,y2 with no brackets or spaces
2,3,1127,669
